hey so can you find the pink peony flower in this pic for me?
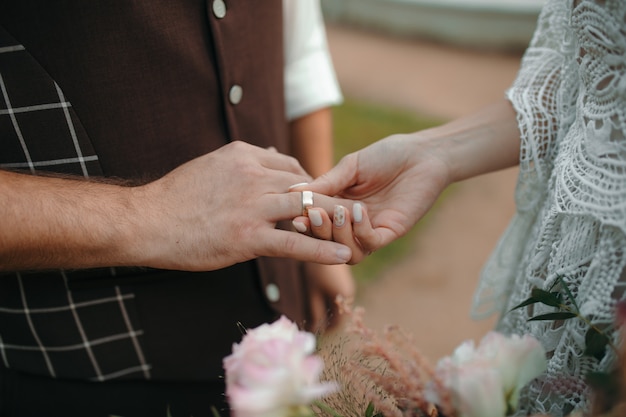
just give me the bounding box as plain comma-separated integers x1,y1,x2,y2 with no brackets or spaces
427,331,547,417
223,316,338,417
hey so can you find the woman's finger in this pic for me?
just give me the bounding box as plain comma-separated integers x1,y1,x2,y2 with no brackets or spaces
352,203,380,252
290,153,359,197
332,205,367,264
352,203,398,253
291,216,311,235
307,208,333,241
292,208,334,241
258,228,352,265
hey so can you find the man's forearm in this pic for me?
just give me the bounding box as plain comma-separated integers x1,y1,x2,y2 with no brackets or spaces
0,169,143,271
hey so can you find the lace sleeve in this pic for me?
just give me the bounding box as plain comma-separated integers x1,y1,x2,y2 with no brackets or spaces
506,0,573,213
472,0,571,321
474,1,626,415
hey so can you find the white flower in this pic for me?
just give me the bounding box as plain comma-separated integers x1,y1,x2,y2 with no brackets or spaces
428,332,547,417
483,332,548,409
223,316,338,417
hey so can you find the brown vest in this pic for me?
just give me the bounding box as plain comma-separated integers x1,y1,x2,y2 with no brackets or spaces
0,0,306,381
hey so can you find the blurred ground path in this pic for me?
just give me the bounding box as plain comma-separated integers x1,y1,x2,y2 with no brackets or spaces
325,24,524,360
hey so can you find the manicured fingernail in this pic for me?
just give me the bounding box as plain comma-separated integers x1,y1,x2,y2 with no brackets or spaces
288,182,309,190
337,246,351,263
334,205,346,227
353,203,363,223
308,209,323,227
292,220,307,233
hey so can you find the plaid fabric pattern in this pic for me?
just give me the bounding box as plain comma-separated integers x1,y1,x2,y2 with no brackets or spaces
0,272,151,381
0,27,151,381
0,36,100,176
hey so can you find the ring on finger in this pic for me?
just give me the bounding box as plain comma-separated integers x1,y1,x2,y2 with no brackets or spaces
301,191,314,216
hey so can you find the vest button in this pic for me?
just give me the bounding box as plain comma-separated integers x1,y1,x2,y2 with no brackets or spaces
229,84,243,105
265,283,280,303
212,0,226,19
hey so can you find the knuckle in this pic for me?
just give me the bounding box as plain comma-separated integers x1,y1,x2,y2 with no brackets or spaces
229,140,249,151
282,232,300,255
285,155,306,173
234,158,263,178
311,243,326,263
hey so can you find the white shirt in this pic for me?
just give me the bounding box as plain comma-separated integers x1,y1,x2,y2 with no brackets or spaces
283,0,343,120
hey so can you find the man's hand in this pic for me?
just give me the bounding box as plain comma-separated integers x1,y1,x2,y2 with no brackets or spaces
0,141,352,271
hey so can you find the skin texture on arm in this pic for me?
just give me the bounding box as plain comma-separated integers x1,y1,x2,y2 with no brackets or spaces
289,107,356,331
290,108,334,173
0,169,140,271
0,141,353,272
293,98,522,263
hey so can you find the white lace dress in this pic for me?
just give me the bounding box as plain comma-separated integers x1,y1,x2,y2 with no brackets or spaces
472,0,626,415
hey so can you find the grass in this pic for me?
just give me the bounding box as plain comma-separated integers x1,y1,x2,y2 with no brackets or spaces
331,99,446,283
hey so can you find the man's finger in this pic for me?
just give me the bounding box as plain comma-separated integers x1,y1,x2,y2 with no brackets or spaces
258,229,352,264
260,149,310,176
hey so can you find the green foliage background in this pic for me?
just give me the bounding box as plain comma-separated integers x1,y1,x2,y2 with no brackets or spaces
331,99,445,284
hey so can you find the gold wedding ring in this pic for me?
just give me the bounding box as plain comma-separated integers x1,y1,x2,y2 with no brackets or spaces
301,191,314,216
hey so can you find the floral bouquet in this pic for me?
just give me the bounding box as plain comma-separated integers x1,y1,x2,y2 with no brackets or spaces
222,304,547,417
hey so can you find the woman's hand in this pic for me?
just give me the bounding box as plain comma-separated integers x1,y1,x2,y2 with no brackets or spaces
292,132,451,263
291,99,522,264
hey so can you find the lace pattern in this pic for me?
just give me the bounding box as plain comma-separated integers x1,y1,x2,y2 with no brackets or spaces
472,1,626,415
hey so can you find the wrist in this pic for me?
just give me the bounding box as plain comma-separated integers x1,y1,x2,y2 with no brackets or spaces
410,100,521,184
119,183,164,269
401,130,456,187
